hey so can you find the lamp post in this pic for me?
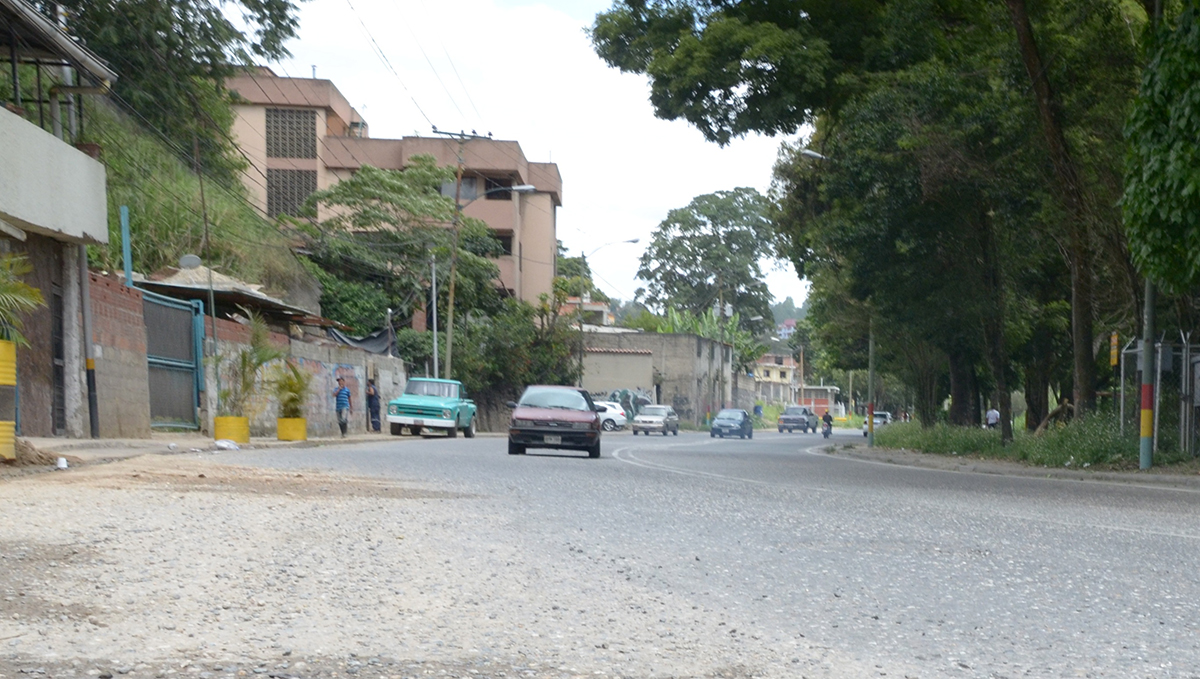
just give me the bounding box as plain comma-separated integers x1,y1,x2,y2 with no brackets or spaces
576,239,639,387
443,183,537,381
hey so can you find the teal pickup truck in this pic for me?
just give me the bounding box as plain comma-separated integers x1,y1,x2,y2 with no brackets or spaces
387,378,477,438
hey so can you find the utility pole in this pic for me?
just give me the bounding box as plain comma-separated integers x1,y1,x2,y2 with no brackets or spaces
431,255,438,379
433,129,491,381
1140,280,1155,469
867,317,876,448
193,134,220,418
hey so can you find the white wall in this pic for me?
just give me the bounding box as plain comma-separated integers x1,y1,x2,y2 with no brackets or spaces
0,108,108,243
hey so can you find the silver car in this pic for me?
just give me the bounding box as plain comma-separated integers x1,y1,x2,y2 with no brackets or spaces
631,405,680,436
596,401,628,431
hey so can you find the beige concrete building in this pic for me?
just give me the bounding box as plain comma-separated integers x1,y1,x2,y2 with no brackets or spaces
226,68,562,304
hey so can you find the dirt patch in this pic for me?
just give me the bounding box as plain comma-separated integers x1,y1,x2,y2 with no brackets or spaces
9,454,472,501
0,542,103,625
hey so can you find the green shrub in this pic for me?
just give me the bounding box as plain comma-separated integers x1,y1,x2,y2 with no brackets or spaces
875,417,1158,469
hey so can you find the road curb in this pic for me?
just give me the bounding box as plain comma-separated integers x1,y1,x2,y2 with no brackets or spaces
817,443,1200,489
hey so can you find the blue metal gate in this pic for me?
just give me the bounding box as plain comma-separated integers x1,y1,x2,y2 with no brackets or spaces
142,290,205,429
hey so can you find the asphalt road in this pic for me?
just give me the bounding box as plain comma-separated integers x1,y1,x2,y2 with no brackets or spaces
220,426,1200,678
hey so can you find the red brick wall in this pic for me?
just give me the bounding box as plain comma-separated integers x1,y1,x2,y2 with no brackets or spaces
89,274,146,354
88,273,152,437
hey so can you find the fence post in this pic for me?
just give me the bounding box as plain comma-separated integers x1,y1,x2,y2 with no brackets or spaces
1154,339,1163,455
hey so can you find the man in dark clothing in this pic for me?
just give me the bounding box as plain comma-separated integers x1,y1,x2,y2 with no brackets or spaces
366,379,382,433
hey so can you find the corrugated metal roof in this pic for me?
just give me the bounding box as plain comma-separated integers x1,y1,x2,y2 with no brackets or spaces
586,347,653,355
0,0,118,84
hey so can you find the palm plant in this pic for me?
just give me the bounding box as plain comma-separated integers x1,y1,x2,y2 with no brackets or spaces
219,309,285,417
0,253,46,347
273,359,313,419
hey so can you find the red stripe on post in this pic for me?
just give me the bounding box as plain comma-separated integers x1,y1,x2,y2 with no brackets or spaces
1141,384,1155,410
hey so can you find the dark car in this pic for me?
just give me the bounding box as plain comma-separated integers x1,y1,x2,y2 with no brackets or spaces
710,408,754,439
507,386,606,458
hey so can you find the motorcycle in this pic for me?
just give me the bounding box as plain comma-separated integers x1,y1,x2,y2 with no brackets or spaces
822,421,833,439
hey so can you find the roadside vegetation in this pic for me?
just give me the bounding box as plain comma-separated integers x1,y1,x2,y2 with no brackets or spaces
873,418,1199,470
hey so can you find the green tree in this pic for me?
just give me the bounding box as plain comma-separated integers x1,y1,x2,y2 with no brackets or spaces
0,254,47,347
62,0,304,183
637,188,774,334
1123,5,1200,293
300,158,503,332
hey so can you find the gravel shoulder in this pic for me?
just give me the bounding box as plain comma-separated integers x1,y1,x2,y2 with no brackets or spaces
0,453,881,679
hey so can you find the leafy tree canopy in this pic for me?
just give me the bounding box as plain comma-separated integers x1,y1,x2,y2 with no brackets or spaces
61,0,305,183
636,187,774,334
1123,5,1200,293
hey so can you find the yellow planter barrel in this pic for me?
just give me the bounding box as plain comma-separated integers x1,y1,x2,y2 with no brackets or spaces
213,416,250,443
0,340,15,461
276,417,307,441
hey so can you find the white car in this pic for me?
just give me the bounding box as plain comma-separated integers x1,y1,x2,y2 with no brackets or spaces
596,401,628,431
863,412,893,436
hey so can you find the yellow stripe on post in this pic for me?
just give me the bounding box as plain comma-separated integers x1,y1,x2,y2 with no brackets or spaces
0,339,15,461
1140,409,1154,439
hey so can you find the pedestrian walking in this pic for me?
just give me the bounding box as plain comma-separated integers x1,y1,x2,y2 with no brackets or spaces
333,377,352,437
366,379,381,433
986,405,1000,429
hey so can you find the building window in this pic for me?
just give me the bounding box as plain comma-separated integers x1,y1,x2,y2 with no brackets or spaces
496,234,514,255
763,369,771,379
440,177,478,202
775,356,784,365
266,108,317,159
485,177,513,200
267,169,317,217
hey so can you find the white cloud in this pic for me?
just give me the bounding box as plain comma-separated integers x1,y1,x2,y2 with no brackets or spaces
273,0,808,307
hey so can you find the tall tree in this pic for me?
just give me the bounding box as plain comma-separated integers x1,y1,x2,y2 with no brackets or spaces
300,158,502,332
1124,4,1200,294
636,188,774,334
62,0,305,183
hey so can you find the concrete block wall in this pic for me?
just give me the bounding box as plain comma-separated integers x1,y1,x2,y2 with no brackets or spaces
88,274,152,437
583,332,731,424
204,317,406,438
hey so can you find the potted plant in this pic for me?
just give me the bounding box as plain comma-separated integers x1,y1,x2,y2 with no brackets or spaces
0,254,45,461
215,310,284,443
273,359,312,441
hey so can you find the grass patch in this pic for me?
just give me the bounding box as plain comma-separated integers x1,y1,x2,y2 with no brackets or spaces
874,417,1189,470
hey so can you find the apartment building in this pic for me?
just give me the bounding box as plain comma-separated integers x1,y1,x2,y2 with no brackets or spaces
225,68,562,304
754,352,798,405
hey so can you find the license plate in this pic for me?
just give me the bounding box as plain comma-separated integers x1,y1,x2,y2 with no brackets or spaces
413,419,424,426
543,435,562,444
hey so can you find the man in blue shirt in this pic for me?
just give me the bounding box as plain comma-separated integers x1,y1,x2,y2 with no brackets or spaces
333,377,353,437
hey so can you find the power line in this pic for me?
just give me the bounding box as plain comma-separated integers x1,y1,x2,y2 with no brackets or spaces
442,45,483,122
403,23,467,123
342,0,435,129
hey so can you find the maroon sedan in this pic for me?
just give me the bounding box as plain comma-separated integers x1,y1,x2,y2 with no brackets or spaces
507,385,606,458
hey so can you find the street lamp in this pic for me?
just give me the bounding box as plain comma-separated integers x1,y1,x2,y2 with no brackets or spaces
577,238,639,386
443,183,537,381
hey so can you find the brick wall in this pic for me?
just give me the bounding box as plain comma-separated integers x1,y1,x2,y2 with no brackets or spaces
89,274,152,437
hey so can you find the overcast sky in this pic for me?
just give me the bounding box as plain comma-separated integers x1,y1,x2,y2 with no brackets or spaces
267,0,809,308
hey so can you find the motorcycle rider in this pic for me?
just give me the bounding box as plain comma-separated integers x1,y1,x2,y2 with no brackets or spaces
821,409,834,435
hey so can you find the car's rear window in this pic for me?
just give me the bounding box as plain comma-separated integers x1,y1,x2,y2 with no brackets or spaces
784,407,805,415
717,409,742,418
519,387,590,411
641,406,668,416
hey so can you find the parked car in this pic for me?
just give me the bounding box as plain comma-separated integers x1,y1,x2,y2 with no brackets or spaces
596,401,628,431
778,405,819,433
710,409,754,439
862,411,893,437
507,385,605,458
387,378,477,438
631,404,680,436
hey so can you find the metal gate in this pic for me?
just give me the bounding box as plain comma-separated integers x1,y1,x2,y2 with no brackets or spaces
143,290,205,429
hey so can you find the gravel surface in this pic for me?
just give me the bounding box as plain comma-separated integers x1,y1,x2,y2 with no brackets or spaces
0,453,884,679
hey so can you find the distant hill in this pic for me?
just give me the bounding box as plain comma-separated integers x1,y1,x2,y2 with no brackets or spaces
772,297,807,324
